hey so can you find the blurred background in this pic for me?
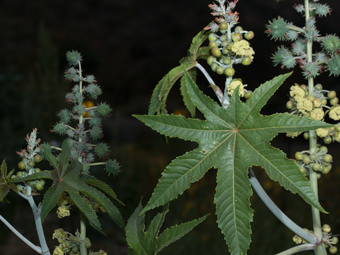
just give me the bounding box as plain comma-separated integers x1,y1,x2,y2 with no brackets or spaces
0,0,339,254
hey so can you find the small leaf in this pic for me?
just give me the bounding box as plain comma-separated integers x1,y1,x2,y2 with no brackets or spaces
125,203,148,255
41,184,64,220
144,204,169,252
155,214,208,254
180,70,196,117
86,177,124,205
80,185,124,228
12,170,53,183
65,184,103,233
41,144,58,169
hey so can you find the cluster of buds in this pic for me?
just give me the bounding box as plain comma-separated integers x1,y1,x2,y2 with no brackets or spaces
12,129,45,193
286,83,340,142
52,228,94,255
52,51,120,176
295,146,332,176
292,224,338,254
266,2,340,78
205,0,255,78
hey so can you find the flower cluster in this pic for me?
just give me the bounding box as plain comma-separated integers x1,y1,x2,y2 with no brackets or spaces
13,129,45,193
286,83,340,143
52,228,104,255
266,3,340,78
295,146,333,176
205,0,255,77
52,51,120,176
292,224,338,254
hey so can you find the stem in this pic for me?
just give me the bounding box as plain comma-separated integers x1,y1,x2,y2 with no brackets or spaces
26,196,50,255
304,1,326,254
88,162,106,166
249,169,317,244
276,244,316,255
80,214,87,255
78,60,87,255
0,214,42,254
195,62,225,105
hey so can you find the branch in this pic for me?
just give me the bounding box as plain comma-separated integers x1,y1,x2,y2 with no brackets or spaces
249,168,317,244
0,214,42,254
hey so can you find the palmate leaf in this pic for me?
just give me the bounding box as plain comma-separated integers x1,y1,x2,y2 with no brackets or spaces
126,202,207,255
135,72,331,254
0,160,18,201
13,140,124,232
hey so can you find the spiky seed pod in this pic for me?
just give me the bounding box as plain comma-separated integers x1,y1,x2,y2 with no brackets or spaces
322,35,340,54
95,143,110,158
305,18,320,41
53,122,67,135
72,104,85,115
66,50,82,66
65,129,75,138
287,30,298,41
85,75,96,83
314,3,331,17
105,159,120,176
272,46,290,66
282,53,296,68
292,40,306,55
96,103,111,118
303,62,320,78
294,4,304,14
58,109,71,124
85,84,102,99
89,117,101,127
266,17,289,41
327,55,340,77
90,126,102,140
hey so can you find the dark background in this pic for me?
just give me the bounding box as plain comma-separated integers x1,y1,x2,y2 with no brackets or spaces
0,0,339,254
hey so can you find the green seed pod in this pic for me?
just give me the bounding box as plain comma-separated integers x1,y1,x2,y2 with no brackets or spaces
220,22,228,31
302,155,311,165
211,47,222,57
208,33,218,42
18,161,25,170
328,90,337,99
330,97,339,105
286,101,293,109
245,31,254,40
209,41,218,48
211,63,218,72
295,152,303,161
312,163,322,172
224,67,235,77
303,132,309,140
324,154,333,163
242,57,252,66
207,56,216,66
315,83,323,90
234,26,243,32
322,224,331,233
216,66,224,75
324,136,332,144
329,246,338,254
232,33,242,42
223,57,231,65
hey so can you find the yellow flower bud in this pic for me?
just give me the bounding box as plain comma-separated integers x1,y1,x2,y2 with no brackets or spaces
227,80,245,97
316,128,329,138
329,106,340,120
310,108,324,120
231,40,255,60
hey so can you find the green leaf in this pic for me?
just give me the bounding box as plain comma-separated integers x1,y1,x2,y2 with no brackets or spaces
135,72,330,254
144,204,169,253
79,184,124,228
155,214,208,254
27,140,123,233
65,183,103,233
148,30,208,115
86,177,124,205
126,202,206,255
148,64,193,115
41,183,64,220
12,170,53,183
125,203,148,255
188,30,209,61
0,160,17,201
180,69,196,117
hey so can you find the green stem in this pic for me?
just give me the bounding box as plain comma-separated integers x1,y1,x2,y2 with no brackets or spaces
78,60,87,255
80,214,87,255
304,1,326,254
276,244,316,255
249,169,317,244
0,214,43,254
27,195,50,255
